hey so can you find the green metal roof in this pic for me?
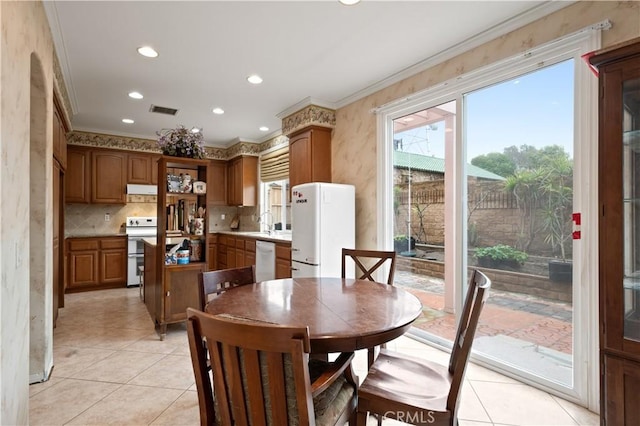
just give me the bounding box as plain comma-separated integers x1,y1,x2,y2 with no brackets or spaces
393,150,505,180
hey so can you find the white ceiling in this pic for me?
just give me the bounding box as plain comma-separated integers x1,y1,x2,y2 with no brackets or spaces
45,1,563,148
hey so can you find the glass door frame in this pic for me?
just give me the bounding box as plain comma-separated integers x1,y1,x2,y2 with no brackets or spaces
376,29,601,410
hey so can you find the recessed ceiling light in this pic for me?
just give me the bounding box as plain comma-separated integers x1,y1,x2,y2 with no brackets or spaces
259,126,269,132
247,74,263,84
137,46,158,58
339,0,361,5
122,118,134,124
212,107,225,115
128,91,143,99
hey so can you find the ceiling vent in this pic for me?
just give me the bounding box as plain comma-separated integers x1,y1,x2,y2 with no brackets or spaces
149,105,179,116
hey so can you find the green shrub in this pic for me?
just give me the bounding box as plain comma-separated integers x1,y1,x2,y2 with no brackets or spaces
475,244,528,264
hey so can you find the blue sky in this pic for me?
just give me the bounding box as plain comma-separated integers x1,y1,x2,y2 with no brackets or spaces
394,59,575,161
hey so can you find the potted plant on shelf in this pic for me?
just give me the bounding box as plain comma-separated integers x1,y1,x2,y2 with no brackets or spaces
475,244,528,270
539,156,573,282
157,125,206,159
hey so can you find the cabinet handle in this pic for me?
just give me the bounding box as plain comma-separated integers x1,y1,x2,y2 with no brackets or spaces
166,291,170,297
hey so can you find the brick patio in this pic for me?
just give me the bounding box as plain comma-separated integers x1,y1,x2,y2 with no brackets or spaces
395,270,573,355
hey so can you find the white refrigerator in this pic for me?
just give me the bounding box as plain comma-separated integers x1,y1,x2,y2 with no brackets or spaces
291,182,355,278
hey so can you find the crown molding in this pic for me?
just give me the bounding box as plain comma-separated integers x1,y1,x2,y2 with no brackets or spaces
276,96,336,120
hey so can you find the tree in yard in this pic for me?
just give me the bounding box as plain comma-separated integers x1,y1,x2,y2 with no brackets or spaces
471,152,515,177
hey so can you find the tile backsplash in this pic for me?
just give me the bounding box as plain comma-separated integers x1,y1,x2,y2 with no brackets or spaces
65,203,156,236
65,203,260,236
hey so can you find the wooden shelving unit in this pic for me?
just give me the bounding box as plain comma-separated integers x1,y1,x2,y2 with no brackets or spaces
151,156,210,339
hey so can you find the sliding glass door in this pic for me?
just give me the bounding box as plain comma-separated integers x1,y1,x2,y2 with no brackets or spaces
381,32,599,406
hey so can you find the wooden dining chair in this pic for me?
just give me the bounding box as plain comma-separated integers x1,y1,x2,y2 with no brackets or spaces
356,269,491,426
342,248,397,367
186,308,359,426
197,265,256,310
341,248,397,285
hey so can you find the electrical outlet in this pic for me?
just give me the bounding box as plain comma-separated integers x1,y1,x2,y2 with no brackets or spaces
104,213,110,222
221,214,225,220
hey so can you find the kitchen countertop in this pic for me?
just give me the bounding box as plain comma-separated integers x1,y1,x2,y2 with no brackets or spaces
139,231,293,247
214,230,291,243
65,233,127,239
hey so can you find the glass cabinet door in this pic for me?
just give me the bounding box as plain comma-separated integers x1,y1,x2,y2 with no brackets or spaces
623,75,640,342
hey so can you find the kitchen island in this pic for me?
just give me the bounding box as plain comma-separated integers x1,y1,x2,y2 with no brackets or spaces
143,231,291,339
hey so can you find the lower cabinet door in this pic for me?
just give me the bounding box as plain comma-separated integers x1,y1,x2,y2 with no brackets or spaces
100,249,126,284
164,265,204,323
603,355,640,425
69,251,99,288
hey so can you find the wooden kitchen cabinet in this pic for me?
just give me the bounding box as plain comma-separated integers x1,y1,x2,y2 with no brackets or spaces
591,38,640,425
67,236,127,292
66,146,128,204
226,236,237,268
235,237,245,266
53,159,64,324
208,160,227,205
128,153,161,185
92,149,127,204
207,234,218,271
227,156,258,206
128,153,153,184
275,242,291,279
288,126,332,190
217,235,228,269
163,263,205,325
66,146,91,203
68,240,99,289
99,238,127,284
53,96,68,170
245,239,256,267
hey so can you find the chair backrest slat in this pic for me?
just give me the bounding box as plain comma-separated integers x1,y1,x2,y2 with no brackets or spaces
187,308,316,425
341,248,397,285
447,269,491,412
198,265,256,310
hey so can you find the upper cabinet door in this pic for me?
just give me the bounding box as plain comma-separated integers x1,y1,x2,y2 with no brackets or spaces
92,150,126,204
208,160,227,205
65,146,91,203
288,126,332,190
127,153,153,184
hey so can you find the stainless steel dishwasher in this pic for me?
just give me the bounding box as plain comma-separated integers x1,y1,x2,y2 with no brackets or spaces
255,240,276,282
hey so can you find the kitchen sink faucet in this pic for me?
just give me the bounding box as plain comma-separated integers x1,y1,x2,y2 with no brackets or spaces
257,211,274,234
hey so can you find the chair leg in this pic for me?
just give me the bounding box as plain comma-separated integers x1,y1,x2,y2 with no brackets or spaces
356,410,367,426
367,346,378,369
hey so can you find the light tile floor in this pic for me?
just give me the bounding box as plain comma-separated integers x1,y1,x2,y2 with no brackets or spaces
30,287,599,425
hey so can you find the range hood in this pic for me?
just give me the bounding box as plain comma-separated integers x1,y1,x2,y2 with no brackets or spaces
127,184,157,195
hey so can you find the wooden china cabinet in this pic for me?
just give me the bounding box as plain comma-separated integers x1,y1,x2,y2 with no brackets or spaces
591,37,640,425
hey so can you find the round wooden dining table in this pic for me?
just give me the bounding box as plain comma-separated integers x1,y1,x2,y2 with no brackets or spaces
205,276,423,354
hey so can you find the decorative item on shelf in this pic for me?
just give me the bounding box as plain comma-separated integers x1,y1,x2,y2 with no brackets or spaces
167,174,181,193
189,238,202,262
193,206,206,235
180,173,192,193
176,249,190,264
193,180,206,194
156,125,205,159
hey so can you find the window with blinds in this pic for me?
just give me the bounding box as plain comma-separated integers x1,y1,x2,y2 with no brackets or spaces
260,146,289,182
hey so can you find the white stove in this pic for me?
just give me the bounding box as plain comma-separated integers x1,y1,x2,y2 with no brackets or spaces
125,216,157,287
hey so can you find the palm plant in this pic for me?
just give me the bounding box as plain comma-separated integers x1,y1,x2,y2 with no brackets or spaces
539,156,573,261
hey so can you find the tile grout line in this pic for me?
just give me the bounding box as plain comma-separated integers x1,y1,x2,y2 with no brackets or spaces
466,380,495,424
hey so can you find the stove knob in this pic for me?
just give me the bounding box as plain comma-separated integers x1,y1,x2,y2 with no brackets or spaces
135,220,139,226
129,219,133,225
